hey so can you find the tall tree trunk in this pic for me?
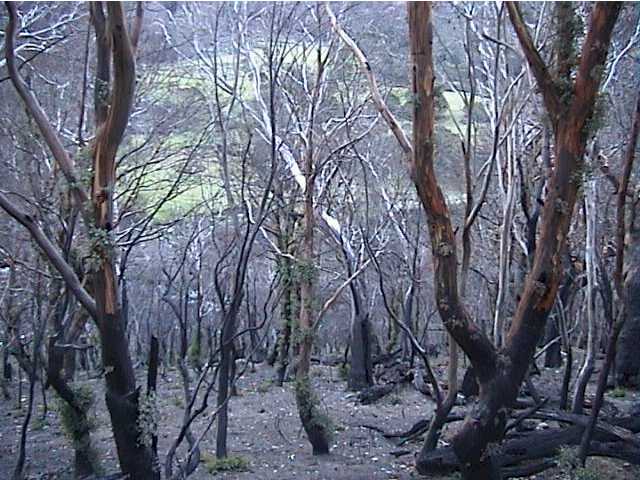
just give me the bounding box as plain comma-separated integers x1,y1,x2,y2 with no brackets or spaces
89,4,156,478
348,278,373,391
572,179,598,414
275,227,295,386
408,3,621,477
493,147,517,348
294,115,331,456
13,269,46,480
400,284,415,362
216,301,241,458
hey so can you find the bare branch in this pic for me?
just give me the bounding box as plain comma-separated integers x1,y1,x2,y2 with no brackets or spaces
326,3,413,160
0,192,97,319
506,2,561,122
3,2,89,206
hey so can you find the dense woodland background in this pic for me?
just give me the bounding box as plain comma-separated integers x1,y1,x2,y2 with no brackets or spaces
1,2,640,479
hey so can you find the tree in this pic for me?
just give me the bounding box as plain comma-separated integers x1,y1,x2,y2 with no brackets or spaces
406,2,621,477
1,2,158,478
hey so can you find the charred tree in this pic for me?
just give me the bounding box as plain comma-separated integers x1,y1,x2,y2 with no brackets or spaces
408,2,621,478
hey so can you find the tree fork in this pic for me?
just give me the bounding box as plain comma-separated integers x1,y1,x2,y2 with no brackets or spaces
409,2,621,477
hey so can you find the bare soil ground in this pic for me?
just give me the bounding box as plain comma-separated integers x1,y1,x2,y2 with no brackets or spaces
1,360,639,479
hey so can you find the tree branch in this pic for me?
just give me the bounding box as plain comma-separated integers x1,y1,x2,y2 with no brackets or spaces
3,2,89,206
0,192,97,320
506,2,561,122
326,3,413,160
408,2,498,382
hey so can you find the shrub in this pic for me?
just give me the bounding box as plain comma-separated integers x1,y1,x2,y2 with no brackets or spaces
609,387,626,398
202,453,249,474
56,385,96,444
257,380,272,393
137,391,158,448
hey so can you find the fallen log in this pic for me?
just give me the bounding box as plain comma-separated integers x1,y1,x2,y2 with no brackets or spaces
358,360,421,404
529,409,640,447
416,425,640,476
357,384,394,405
361,413,464,440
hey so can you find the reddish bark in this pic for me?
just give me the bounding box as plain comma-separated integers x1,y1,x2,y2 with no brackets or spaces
409,2,621,477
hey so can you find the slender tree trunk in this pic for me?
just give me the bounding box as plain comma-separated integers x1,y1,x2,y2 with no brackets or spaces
216,306,238,458
276,249,294,386
348,279,373,391
493,148,517,348
13,272,46,480
572,179,598,414
558,298,573,411
294,109,331,456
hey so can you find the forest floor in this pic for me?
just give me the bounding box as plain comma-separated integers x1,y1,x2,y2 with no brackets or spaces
1,358,639,479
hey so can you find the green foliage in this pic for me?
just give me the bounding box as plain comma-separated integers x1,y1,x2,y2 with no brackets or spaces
294,260,317,284
295,377,334,440
137,391,159,448
82,224,113,273
558,445,577,467
31,415,49,431
96,78,110,105
201,453,249,475
187,338,201,368
558,446,599,480
584,92,606,137
68,148,94,193
56,385,97,444
574,468,600,480
256,379,272,394
131,159,223,222
171,394,184,408
55,385,102,472
338,363,350,381
292,326,315,348
609,386,626,398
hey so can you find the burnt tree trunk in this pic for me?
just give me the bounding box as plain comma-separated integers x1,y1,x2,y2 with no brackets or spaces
216,297,243,458
88,5,157,478
293,57,332,453
275,239,295,386
616,243,640,386
47,335,98,477
348,278,373,391
613,93,640,387
543,260,575,368
408,2,621,478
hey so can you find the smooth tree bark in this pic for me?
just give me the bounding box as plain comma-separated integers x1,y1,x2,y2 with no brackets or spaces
87,4,157,478
407,2,621,478
572,177,598,414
